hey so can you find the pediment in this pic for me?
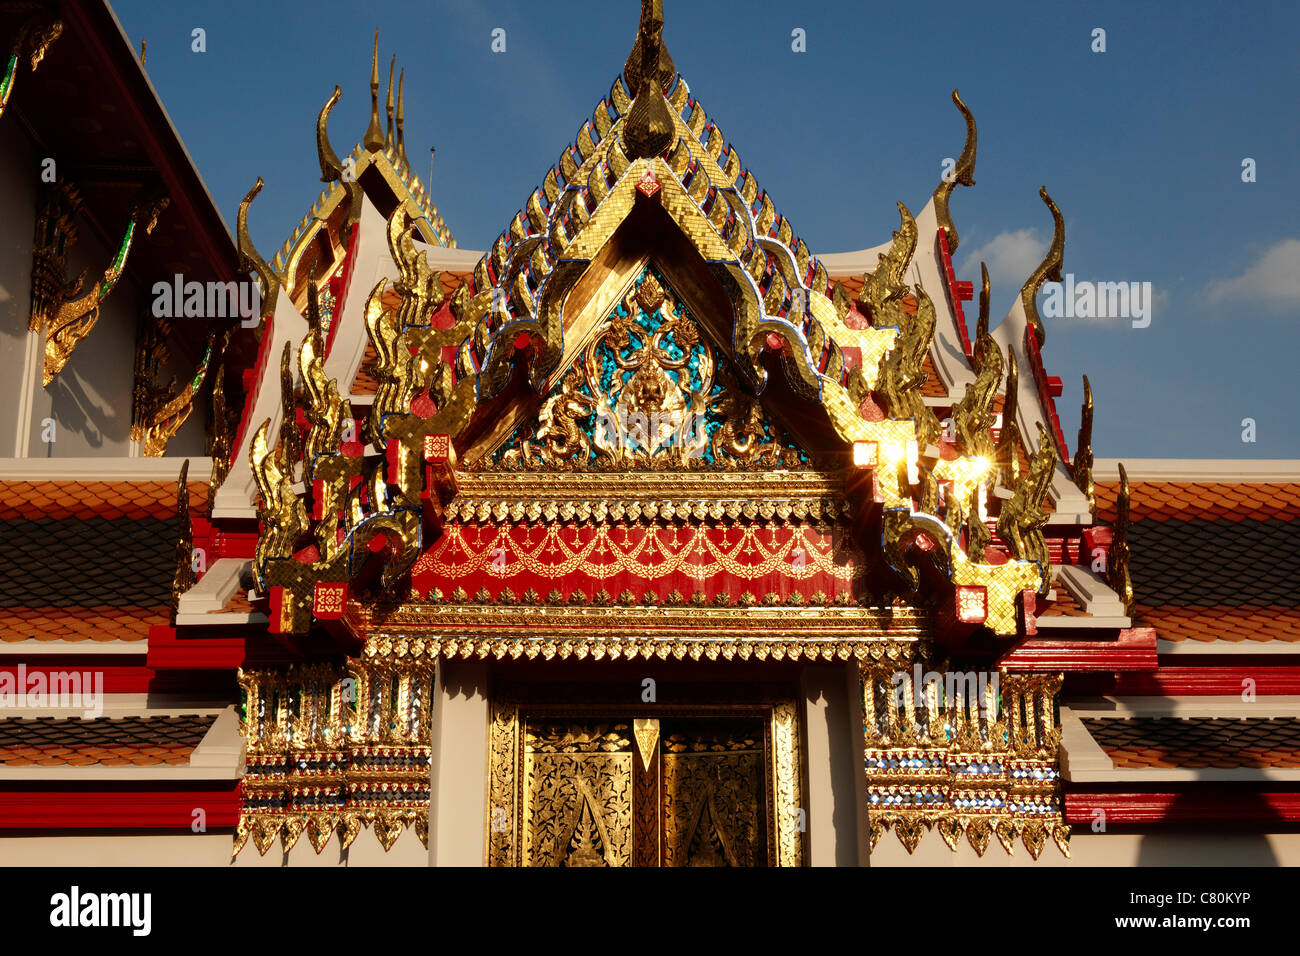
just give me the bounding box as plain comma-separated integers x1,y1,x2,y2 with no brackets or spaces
474,263,815,473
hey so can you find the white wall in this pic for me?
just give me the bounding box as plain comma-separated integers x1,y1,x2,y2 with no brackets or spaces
0,122,37,456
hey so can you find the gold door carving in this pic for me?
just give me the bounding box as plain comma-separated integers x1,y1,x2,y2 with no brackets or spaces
487,695,805,867
661,718,767,867
522,722,634,867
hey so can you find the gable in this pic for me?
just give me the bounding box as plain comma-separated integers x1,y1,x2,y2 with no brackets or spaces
480,263,810,472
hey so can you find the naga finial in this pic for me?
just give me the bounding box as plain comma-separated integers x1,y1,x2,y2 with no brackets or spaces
1020,186,1065,348
171,459,196,615
237,177,280,321
318,86,363,241
933,89,977,254
996,348,1021,488
975,262,991,348
1108,462,1134,614
1072,375,1095,516
363,29,385,152
997,422,1056,594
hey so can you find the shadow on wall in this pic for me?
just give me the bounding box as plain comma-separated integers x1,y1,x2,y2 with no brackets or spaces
1135,787,1282,866
47,369,113,451
817,678,862,866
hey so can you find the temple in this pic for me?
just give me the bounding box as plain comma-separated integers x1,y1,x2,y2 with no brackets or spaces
1,0,1297,866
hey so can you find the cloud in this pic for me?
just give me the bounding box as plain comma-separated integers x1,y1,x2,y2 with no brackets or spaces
1205,238,1300,306
958,228,1048,290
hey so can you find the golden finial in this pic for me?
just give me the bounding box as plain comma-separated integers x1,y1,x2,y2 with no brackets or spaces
996,348,1021,488
1072,375,1095,516
396,67,407,166
140,37,146,65
933,89,977,253
1020,186,1065,348
384,54,396,151
237,178,280,322
975,261,990,346
1108,462,1134,614
317,86,344,182
363,28,385,152
623,0,676,159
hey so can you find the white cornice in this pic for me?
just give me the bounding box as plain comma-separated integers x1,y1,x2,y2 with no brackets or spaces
1094,458,1300,482
0,457,208,481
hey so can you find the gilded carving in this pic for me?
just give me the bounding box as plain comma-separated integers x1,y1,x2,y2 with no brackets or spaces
932,89,977,254
1108,462,1135,615
493,267,802,472
234,659,434,857
131,320,218,457
996,423,1056,592
485,697,805,867
40,189,170,384
1019,186,1065,347
1072,374,1096,517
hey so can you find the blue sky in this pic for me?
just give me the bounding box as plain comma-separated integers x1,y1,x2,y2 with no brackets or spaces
111,0,1300,460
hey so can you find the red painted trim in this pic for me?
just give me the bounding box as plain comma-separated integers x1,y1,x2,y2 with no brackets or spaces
1064,790,1300,825
0,785,240,829
146,626,247,671
231,310,277,464
0,665,155,694
935,230,973,360
211,525,259,561
1022,325,1070,462
1097,667,1300,696
1000,627,1157,672
325,218,361,360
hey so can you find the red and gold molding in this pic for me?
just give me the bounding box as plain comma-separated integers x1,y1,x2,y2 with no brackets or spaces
410,520,864,605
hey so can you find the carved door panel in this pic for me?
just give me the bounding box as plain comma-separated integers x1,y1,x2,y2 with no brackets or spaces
516,715,772,867
659,717,770,867
521,721,635,867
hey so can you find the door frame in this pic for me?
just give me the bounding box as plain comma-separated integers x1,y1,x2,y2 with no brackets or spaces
484,681,806,866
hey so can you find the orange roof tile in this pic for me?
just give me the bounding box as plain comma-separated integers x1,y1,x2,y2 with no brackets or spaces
351,341,379,396
831,275,863,299
1096,480,1300,524
0,606,164,643
214,590,253,615
0,480,207,522
1135,604,1300,644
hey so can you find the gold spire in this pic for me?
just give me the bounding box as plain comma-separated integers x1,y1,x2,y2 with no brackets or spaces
396,67,407,167
622,0,676,159
363,28,385,152
384,54,396,151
